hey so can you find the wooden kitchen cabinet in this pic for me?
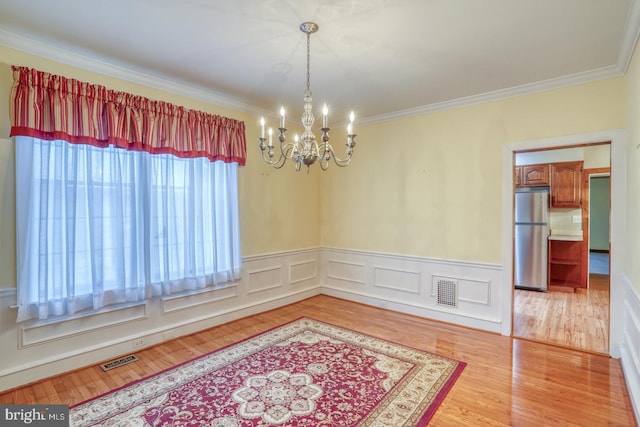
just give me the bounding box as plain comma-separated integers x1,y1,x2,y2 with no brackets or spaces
522,164,549,186
515,163,548,187
550,161,583,208
548,239,584,289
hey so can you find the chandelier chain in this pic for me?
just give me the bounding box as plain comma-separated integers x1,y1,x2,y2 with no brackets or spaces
306,32,311,95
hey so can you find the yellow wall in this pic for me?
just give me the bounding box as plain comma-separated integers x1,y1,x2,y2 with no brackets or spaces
0,46,321,288
625,39,640,291
321,78,625,263
0,45,629,285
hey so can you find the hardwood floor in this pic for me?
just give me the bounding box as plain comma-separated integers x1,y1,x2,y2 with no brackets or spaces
513,274,610,354
0,295,635,426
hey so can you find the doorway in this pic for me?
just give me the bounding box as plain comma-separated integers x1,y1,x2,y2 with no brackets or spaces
587,174,610,281
512,144,611,354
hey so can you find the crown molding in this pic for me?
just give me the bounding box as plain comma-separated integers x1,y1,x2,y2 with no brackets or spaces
362,0,640,124
0,29,263,116
618,0,640,73
360,64,623,124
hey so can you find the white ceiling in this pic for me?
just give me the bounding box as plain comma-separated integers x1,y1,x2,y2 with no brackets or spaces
0,0,639,124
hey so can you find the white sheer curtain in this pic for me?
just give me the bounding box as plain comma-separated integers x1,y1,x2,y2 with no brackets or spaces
15,136,241,322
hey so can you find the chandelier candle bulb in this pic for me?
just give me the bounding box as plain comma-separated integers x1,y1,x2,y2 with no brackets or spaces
322,104,328,128
268,127,273,147
260,116,265,138
280,106,285,128
347,122,353,136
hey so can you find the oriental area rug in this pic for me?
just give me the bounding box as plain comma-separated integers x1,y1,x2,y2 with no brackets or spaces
70,317,465,426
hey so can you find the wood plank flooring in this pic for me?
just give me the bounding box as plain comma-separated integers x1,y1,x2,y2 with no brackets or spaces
0,295,635,426
513,274,610,354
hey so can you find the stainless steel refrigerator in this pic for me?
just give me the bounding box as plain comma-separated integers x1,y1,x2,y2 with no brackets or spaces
514,188,549,291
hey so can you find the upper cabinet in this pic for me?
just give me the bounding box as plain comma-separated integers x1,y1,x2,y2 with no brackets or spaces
515,163,549,187
550,161,583,208
522,164,549,186
515,160,583,208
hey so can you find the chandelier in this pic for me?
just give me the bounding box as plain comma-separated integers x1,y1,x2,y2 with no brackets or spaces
258,22,357,173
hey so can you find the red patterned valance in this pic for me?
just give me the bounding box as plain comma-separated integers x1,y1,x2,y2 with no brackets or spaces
9,66,247,165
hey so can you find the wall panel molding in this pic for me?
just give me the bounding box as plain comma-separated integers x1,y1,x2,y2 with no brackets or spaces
290,260,318,285
620,276,640,423
162,285,238,313
247,265,284,294
327,259,366,285
20,303,148,348
321,247,502,333
373,266,421,294
0,248,322,392
431,275,491,305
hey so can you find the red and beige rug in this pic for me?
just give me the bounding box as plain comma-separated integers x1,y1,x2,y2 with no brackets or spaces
71,317,465,426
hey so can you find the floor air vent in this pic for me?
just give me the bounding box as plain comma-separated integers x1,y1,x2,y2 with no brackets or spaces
100,354,139,371
436,278,458,308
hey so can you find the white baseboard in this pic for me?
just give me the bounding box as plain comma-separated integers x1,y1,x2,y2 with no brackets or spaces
321,287,503,332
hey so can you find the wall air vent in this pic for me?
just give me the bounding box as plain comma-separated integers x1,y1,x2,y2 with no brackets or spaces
100,354,139,371
436,278,458,308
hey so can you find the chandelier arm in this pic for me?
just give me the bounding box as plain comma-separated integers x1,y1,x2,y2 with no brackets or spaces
315,139,350,167
280,141,296,160
260,143,297,169
260,149,287,169
322,133,355,165
329,143,356,167
330,155,352,167
320,143,333,163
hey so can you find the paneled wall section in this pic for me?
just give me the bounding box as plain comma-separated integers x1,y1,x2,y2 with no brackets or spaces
321,248,503,332
0,249,321,392
621,277,640,421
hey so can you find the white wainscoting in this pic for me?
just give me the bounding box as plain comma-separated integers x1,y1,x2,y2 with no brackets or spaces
4,244,639,419
0,248,321,392
320,248,504,333
620,276,640,422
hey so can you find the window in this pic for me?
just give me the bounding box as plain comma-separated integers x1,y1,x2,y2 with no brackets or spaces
9,66,246,323
15,136,241,322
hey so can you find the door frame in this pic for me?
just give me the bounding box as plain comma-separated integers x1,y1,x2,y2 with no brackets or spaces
502,129,626,358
